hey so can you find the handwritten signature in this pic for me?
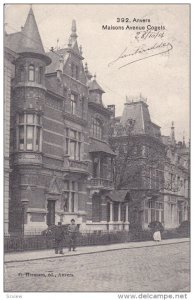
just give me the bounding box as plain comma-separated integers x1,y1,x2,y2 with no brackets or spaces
108,42,173,69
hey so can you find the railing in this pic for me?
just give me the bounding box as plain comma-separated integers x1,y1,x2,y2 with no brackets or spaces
4,228,189,253
69,160,89,172
89,178,114,189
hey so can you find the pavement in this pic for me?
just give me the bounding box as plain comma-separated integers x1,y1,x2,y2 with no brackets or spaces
4,237,189,263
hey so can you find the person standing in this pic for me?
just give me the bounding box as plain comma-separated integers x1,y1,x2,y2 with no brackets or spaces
153,230,161,242
54,222,65,254
68,219,78,251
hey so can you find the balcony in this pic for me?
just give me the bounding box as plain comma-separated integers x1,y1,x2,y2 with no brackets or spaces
88,178,114,190
68,159,89,174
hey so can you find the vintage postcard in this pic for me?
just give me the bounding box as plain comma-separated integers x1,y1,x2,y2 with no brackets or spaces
4,3,190,296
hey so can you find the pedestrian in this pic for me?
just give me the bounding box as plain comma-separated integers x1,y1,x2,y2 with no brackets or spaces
153,229,161,242
68,219,78,251
54,222,65,254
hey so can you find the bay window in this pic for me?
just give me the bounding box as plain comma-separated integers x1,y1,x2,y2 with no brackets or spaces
17,112,42,152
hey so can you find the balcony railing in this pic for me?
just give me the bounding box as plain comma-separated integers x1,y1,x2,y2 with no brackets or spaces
89,178,114,189
69,160,89,172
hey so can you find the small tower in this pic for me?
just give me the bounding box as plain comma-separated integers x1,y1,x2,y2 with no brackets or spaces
13,6,51,164
88,73,105,105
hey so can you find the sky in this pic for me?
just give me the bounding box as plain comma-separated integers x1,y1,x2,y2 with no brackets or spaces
4,3,190,142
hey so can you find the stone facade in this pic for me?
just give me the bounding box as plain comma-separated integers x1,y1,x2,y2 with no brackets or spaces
4,47,16,235
161,128,190,229
5,8,119,234
110,98,190,229
5,8,189,234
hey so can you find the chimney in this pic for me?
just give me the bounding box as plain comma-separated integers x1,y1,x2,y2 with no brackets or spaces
107,105,115,117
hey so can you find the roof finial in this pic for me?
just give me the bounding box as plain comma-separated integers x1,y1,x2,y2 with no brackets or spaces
171,121,175,144
71,19,78,39
29,4,33,14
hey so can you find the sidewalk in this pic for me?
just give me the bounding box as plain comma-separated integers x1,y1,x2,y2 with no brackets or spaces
5,237,189,263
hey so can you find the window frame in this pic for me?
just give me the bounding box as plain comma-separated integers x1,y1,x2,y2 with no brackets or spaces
17,112,42,152
28,64,35,82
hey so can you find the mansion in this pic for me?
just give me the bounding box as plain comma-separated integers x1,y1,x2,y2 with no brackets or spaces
4,8,189,235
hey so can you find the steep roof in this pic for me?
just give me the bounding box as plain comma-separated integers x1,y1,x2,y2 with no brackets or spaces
19,7,45,55
5,7,51,65
88,77,105,93
120,100,161,138
45,49,69,74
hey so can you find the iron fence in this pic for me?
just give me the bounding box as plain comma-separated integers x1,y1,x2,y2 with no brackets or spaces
4,229,189,253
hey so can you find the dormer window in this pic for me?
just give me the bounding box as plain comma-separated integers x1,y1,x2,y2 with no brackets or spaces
28,64,35,81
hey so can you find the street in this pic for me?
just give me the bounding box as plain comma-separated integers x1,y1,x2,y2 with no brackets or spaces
4,241,190,292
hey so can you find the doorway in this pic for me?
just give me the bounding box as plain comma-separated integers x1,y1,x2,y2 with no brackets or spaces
47,200,55,226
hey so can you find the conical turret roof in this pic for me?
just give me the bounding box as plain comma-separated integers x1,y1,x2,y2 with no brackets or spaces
18,7,51,65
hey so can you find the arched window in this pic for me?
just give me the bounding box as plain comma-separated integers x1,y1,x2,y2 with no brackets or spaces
28,64,35,81
92,118,103,139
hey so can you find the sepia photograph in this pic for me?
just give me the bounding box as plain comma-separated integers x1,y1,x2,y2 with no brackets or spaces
3,2,190,295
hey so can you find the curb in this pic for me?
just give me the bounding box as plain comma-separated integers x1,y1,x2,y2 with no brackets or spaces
5,239,189,264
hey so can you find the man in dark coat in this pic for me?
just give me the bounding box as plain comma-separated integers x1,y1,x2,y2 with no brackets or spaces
68,219,78,251
54,222,65,254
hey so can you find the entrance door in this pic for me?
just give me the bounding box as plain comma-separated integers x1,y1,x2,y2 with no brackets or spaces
92,194,101,222
47,200,55,226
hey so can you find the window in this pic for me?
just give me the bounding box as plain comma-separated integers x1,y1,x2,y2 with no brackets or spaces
65,128,82,160
38,67,43,84
63,181,77,213
17,113,42,151
70,140,77,160
146,200,164,224
28,65,35,81
92,118,102,139
19,126,24,150
19,65,25,82
26,126,34,150
70,94,77,115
